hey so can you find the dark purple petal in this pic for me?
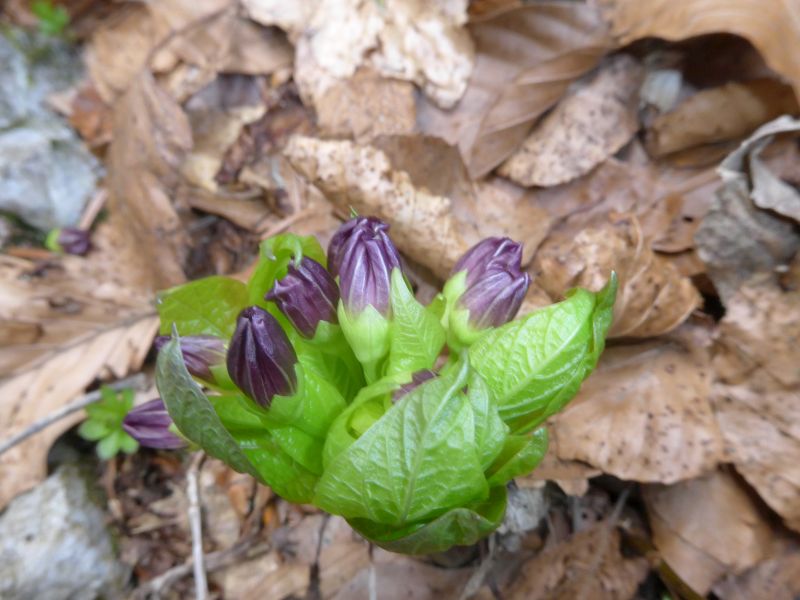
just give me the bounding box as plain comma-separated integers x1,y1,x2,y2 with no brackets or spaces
227,306,298,407
451,237,523,288
452,237,530,329
392,369,437,402
123,398,186,449
58,227,91,256
266,257,339,338
335,217,401,315
154,335,225,382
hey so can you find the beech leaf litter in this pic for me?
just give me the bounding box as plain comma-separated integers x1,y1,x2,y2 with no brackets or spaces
1,0,800,597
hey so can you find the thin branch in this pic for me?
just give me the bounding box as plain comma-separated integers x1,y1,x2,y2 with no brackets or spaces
187,452,208,600
0,373,148,457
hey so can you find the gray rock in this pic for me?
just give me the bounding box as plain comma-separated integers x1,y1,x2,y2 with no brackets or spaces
0,30,100,230
0,465,128,600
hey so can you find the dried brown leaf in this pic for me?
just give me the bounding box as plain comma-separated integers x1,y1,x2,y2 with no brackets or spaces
291,0,474,110
0,224,158,509
316,69,417,142
550,331,724,484
647,79,799,157
502,524,649,599
597,0,800,99
417,2,614,177
644,470,774,594
108,72,193,291
533,213,701,338
499,55,643,187
714,543,800,600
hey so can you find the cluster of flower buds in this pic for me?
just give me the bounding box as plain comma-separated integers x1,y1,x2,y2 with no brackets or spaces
123,398,186,449
156,216,529,412
442,237,530,348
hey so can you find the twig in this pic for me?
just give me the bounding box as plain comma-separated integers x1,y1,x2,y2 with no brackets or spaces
134,536,271,599
458,535,497,600
0,373,147,457
368,543,377,600
187,453,208,600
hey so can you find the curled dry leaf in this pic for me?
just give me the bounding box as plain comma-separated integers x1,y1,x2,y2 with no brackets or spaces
289,0,474,110
315,69,417,142
533,213,701,338
502,523,649,599
646,79,799,158
549,330,724,484
417,2,614,177
696,118,800,303
643,470,774,595
597,0,800,99
108,72,193,291
499,55,643,187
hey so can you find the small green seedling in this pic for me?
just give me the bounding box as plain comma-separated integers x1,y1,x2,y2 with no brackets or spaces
78,387,139,459
31,0,70,37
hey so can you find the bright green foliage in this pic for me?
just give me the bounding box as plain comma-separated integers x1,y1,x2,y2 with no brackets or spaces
78,387,138,459
154,231,617,554
32,0,69,36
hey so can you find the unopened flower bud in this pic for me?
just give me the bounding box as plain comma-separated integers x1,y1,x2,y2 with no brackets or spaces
154,334,225,383
443,237,530,347
266,257,339,338
122,398,186,449
46,227,91,256
227,306,298,408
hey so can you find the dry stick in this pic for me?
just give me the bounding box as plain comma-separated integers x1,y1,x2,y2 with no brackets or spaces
0,373,148,457
135,536,271,599
187,453,208,600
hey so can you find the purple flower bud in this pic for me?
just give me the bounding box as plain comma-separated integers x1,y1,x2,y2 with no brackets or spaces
392,370,437,402
227,306,298,407
122,398,186,449
265,257,339,338
58,227,91,256
154,335,225,382
334,217,402,315
453,238,530,329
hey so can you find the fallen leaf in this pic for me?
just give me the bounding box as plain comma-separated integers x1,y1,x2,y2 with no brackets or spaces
519,447,601,497
643,470,774,595
107,71,193,291
533,212,701,338
0,222,158,509
417,2,614,177
284,135,473,278
315,69,417,142
501,523,649,599
240,0,314,38
291,0,474,110
499,54,643,187
714,543,800,600
550,329,724,484
646,79,799,157
597,0,800,99
696,121,800,303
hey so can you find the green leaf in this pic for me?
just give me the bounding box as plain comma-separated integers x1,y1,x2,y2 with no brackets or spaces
209,393,318,502
267,365,346,439
247,234,326,306
485,427,548,487
156,335,258,478
386,269,446,376
314,360,488,526
349,486,507,554
96,431,121,460
78,419,110,441
469,274,617,432
158,276,247,338
118,432,140,455
466,370,508,470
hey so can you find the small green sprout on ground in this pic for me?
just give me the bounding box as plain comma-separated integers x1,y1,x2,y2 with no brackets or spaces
78,387,139,459
31,0,70,37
